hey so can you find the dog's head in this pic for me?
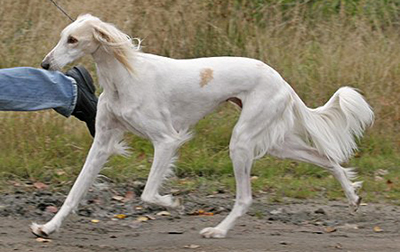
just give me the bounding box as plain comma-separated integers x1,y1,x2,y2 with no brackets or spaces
41,14,136,72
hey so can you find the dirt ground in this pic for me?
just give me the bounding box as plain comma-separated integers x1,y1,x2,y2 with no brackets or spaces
1,183,400,252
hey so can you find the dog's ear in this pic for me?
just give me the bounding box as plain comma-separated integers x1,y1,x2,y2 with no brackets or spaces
93,25,114,45
92,23,134,73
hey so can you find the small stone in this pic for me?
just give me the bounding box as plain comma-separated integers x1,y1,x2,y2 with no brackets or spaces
184,244,200,249
156,211,171,216
325,226,337,233
270,208,283,215
314,208,326,215
168,230,185,234
373,226,383,232
36,238,52,243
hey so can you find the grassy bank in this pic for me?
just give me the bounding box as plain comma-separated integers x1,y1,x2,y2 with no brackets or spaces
1,0,399,203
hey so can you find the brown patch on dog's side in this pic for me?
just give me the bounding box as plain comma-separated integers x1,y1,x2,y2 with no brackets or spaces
200,68,214,87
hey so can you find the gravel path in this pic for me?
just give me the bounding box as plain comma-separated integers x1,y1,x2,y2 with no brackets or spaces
1,183,400,252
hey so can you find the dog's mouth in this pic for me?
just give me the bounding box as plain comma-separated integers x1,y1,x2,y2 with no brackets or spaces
41,52,63,71
41,60,62,71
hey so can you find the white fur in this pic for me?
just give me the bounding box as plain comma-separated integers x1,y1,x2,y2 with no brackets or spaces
32,14,374,239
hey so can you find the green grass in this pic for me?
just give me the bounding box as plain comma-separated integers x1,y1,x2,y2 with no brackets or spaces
3,105,397,204
1,0,400,204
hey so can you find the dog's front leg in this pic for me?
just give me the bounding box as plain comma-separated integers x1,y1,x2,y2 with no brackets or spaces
140,140,182,209
31,109,123,237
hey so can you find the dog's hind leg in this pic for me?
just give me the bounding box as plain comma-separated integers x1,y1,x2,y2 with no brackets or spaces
200,136,254,238
270,135,362,211
200,104,264,238
200,90,294,238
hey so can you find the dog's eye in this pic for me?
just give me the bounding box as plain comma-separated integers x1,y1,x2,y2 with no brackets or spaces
67,36,78,44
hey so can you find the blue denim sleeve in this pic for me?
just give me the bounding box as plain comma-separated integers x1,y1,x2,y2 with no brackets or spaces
0,67,77,117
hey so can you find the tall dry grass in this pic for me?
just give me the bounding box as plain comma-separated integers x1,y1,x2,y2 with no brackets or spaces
1,0,399,131
0,0,399,195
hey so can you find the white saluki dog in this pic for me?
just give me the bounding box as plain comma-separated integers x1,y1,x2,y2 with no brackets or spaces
32,14,374,238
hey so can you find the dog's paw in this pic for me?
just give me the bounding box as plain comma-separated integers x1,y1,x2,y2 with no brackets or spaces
31,223,50,238
169,197,185,215
200,227,227,239
172,197,184,209
349,196,362,213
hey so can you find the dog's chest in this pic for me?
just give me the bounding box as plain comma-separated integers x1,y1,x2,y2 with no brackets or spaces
102,91,149,136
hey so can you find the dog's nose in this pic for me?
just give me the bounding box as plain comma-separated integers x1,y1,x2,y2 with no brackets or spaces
41,62,50,70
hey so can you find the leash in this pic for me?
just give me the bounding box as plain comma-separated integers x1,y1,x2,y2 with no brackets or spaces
47,0,75,22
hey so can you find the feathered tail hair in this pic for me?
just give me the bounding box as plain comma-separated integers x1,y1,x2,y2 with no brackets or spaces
292,87,374,163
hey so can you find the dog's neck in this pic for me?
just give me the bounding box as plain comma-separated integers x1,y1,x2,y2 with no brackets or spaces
91,47,131,92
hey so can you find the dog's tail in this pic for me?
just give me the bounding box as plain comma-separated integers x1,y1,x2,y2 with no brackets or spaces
291,87,374,163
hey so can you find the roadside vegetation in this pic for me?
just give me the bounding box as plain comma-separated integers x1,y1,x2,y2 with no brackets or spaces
1,0,399,204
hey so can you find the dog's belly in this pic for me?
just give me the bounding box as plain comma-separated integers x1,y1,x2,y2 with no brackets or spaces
168,99,222,130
